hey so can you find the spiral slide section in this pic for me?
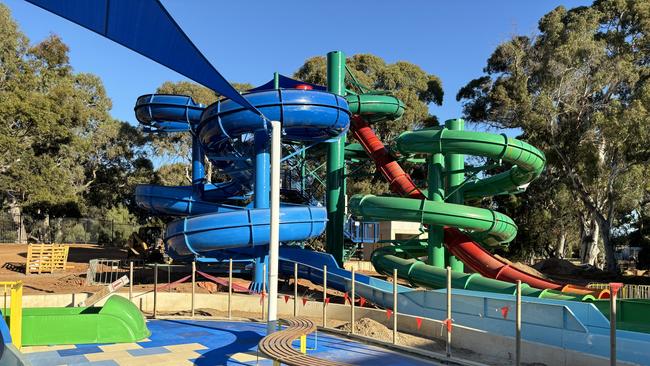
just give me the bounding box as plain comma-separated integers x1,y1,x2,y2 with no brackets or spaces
134,89,349,261
347,94,608,300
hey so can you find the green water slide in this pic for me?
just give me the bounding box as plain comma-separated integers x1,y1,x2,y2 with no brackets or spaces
11,296,150,346
372,246,593,301
346,91,605,300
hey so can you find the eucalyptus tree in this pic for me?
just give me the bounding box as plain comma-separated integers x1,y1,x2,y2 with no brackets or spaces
457,1,649,270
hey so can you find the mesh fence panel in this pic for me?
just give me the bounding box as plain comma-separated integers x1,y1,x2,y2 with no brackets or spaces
0,214,140,246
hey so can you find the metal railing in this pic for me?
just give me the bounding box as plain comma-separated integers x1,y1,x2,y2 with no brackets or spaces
86,259,128,286
587,283,650,299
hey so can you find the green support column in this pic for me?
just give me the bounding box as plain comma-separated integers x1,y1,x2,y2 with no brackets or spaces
325,51,346,265
427,154,445,267
445,118,465,272
273,72,280,89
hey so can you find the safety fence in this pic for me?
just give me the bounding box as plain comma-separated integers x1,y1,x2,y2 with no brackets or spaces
0,214,140,246
588,283,650,299
111,261,617,364
117,260,623,366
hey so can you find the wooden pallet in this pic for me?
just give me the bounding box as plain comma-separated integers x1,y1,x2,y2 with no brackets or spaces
26,244,70,275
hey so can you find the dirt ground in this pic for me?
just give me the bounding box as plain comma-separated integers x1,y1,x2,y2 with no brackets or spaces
1,243,648,296
0,243,373,298
0,243,126,294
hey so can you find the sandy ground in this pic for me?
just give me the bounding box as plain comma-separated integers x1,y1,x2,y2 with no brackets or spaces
1,243,647,296
0,243,125,294
0,243,370,299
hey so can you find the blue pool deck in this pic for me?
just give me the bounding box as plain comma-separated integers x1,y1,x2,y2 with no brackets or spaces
21,319,439,366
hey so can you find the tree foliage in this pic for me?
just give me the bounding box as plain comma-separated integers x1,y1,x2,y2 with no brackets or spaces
457,0,649,270
0,4,152,240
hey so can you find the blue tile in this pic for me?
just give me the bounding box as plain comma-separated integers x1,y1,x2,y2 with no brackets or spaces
24,351,61,360
29,354,88,366
67,360,119,366
58,346,102,356
128,346,171,356
178,330,212,338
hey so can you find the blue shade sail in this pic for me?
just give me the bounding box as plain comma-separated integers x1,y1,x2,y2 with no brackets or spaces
248,74,327,92
24,0,263,117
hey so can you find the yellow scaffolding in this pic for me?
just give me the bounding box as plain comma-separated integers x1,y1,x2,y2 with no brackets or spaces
1,281,23,349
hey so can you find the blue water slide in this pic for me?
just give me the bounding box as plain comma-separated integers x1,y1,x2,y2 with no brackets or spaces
196,89,349,149
166,204,327,259
134,89,350,262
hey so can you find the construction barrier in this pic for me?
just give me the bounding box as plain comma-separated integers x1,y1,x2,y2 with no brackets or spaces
26,244,69,275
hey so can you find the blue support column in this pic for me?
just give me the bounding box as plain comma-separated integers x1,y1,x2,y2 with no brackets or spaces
250,128,270,292
191,134,205,199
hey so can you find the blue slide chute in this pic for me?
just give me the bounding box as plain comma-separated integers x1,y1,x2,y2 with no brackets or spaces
133,87,350,263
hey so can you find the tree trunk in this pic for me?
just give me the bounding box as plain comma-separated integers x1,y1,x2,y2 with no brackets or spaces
580,216,601,267
556,231,567,259
599,218,618,272
43,214,51,243
8,197,26,244
204,157,212,183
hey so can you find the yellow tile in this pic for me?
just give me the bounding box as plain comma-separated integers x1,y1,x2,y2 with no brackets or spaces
99,343,142,352
230,351,268,363
115,355,165,366
154,359,195,366
21,344,76,353
164,343,207,352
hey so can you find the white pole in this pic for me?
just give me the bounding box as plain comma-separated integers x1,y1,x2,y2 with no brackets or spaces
129,261,133,302
228,258,233,320
323,265,327,327
191,261,196,317
393,269,398,345
351,268,356,335
293,262,298,317
446,266,451,358
516,280,521,366
267,120,281,334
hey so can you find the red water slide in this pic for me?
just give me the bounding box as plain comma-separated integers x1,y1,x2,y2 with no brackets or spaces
350,115,607,298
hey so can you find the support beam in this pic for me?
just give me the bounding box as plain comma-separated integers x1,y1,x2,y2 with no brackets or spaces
191,134,205,199
427,154,445,267
326,50,347,265
445,119,465,272
267,120,281,334
252,129,270,292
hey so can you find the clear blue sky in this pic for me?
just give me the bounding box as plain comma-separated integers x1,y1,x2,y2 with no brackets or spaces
4,0,591,128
